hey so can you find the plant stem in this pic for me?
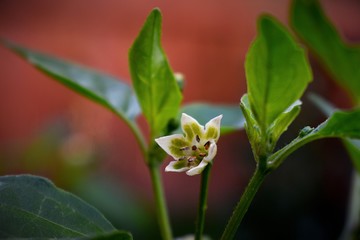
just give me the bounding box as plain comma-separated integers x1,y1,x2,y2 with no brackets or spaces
149,165,172,240
195,164,212,240
339,170,360,240
221,167,267,240
127,121,148,158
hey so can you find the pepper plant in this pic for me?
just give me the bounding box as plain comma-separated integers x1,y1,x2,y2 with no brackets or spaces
1,3,360,240
290,0,360,238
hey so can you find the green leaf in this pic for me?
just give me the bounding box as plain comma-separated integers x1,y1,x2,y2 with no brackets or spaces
245,15,312,130
0,175,129,238
291,0,360,104
317,110,360,138
240,94,261,158
129,8,182,138
86,231,133,240
180,103,245,134
1,40,140,123
268,108,360,169
241,94,301,159
240,94,258,132
267,100,302,150
310,94,360,172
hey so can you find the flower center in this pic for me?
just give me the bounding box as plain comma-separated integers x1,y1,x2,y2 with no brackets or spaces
179,135,211,168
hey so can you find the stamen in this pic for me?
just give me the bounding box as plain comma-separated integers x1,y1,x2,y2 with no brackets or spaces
204,141,210,150
196,135,200,143
187,156,196,162
192,145,197,151
199,152,207,157
180,146,190,151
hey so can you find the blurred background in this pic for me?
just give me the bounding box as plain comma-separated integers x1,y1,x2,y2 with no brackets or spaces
1,0,360,239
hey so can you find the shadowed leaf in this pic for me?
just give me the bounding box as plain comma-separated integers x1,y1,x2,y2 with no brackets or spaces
1,40,141,124
291,0,360,104
0,175,131,238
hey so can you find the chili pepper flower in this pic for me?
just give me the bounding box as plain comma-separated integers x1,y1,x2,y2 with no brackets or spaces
155,113,222,176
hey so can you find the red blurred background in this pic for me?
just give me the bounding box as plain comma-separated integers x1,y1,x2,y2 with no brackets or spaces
1,0,360,239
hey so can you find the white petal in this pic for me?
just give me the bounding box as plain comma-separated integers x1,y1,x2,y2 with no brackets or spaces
155,134,185,159
181,113,205,142
165,161,190,172
186,160,209,176
204,115,222,142
181,113,203,131
204,141,217,162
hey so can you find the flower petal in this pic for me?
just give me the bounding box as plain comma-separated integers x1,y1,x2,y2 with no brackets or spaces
181,113,203,141
204,115,222,142
186,160,209,176
165,160,190,172
155,134,187,159
204,140,217,162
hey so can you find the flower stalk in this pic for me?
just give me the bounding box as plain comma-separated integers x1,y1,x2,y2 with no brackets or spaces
195,163,212,240
155,113,222,239
149,164,173,240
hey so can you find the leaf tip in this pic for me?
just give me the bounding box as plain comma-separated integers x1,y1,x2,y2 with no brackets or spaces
0,39,26,57
257,14,277,31
0,38,14,50
148,7,162,23
151,7,162,15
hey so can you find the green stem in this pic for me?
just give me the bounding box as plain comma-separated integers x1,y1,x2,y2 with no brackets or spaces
149,165,172,240
339,170,360,240
195,164,212,240
221,167,267,240
127,121,147,158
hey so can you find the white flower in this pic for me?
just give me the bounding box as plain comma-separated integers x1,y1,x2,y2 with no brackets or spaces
155,113,222,176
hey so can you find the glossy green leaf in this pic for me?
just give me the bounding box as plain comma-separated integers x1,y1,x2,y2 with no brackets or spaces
241,94,301,159
309,95,360,138
240,94,258,131
1,40,141,123
240,94,262,160
268,108,360,169
291,0,360,104
245,15,312,130
0,175,129,238
310,94,360,172
268,100,302,150
317,110,360,138
129,9,182,138
181,103,245,134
